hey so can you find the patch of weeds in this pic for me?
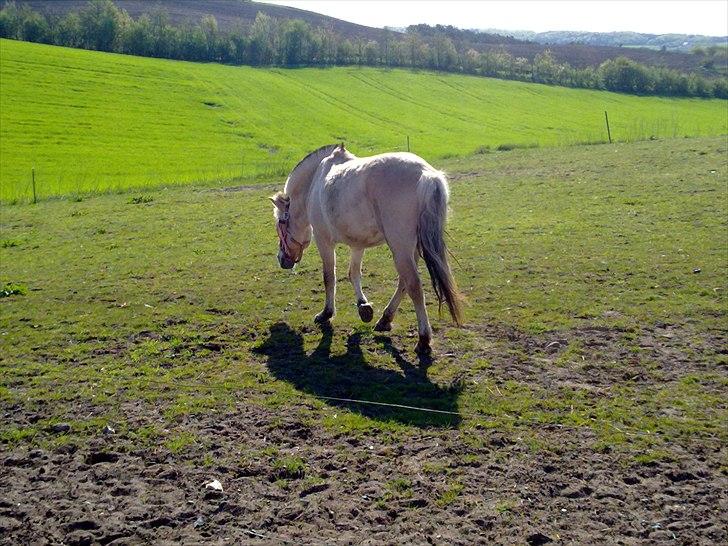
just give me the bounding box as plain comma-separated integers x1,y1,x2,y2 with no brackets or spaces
202,453,215,467
437,481,464,506
1,239,19,248
164,392,228,419
0,425,37,444
1,282,27,298
128,195,154,204
633,450,675,466
42,433,77,452
471,358,491,371
422,461,449,475
272,456,306,480
378,478,413,506
555,340,585,366
260,445,279,458
387,478,412,497
300,475,326,490
592,440,613,454
495,499,517,514
524,321,550,334
165,431,197,454
496,142,539,151
474,145,490,154
462,453,481,465
322,410,383,433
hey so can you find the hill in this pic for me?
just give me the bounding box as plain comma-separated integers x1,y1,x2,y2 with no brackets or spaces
1,38,726,202
12,0,723,77
411,25,721,76
485,29,728,53
15,0,389,41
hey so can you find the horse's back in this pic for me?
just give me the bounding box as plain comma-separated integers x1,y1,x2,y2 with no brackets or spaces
317,152,442,247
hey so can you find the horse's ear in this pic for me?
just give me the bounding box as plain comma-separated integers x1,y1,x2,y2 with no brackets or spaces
338,142,345,150
269,192,289,210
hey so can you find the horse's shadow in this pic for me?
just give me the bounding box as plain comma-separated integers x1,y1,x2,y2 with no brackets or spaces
253,322,462,427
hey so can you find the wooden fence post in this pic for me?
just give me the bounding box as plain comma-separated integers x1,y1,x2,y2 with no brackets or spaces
604,111,612,143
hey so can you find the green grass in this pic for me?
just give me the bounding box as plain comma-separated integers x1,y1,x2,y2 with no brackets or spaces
2,38,727,202
0,137,726,459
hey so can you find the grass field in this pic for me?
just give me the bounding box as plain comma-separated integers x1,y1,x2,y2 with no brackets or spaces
2,38,727,203
1,137,726,542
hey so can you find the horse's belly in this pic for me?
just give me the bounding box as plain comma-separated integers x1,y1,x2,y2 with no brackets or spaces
336,210,384,247
324,187,383,247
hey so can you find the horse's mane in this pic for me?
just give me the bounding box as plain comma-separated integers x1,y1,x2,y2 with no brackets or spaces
291,143,339,173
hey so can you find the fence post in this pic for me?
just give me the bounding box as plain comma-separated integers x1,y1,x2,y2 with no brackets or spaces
32,168,37,204
406,135,410,152
604,111,612,143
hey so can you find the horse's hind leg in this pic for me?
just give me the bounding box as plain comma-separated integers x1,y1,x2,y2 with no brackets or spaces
390,247,432,354
349,247,373,323
314,237,336,324
374,276,405,332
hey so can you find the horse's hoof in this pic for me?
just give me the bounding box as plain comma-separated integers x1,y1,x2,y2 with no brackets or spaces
414,335,432,355
357,302,374,323
314,310,333,324
373,317,392,332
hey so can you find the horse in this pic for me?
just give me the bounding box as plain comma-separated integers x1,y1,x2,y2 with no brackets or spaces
270,143,463,354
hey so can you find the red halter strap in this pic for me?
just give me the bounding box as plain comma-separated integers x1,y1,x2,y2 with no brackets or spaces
276,211,303,262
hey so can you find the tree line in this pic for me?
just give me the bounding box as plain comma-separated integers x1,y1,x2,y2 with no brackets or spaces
1,0,726,99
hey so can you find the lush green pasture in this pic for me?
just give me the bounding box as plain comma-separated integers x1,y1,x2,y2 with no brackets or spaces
2,38,727,202
2,136,725,445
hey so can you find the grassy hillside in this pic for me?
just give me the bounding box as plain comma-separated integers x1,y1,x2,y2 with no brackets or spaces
1,138,726,542
1,38,727,202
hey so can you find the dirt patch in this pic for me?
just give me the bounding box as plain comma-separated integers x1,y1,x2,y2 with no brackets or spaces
2,321,726,543
2,401,726,544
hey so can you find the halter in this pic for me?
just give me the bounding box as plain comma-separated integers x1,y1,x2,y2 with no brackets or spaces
276,210,305,263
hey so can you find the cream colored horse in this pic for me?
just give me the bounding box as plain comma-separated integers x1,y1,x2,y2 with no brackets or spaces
271,143,462,354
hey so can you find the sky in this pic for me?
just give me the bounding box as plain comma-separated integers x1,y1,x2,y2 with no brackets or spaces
259,1,728,37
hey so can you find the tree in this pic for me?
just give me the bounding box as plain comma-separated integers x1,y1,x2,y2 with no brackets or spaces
363,40,378,65
0,2,21,39
248,12,276,65
533,50,559,84
54,12,83,48
430,33,457,70
278,19,311,66
78,0,125,51
599,57,653,94
20,8,49,43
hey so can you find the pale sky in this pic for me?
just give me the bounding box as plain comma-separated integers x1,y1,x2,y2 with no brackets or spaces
260,1,728,37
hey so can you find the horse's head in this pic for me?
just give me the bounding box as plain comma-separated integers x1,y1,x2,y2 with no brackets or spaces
270,191,311,269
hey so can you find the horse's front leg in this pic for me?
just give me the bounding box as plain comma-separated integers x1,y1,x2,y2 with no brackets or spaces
349,247,373,323
314,237,336,324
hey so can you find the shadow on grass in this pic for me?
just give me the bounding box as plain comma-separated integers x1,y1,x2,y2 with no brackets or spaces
253,322,462,428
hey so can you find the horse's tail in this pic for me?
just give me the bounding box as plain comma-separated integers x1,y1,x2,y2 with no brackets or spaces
416,170,464,325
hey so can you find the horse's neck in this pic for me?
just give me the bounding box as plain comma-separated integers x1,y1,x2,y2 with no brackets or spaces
286,151,327,224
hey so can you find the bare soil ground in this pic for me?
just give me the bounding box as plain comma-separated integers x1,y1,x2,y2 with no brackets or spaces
2,323,726,545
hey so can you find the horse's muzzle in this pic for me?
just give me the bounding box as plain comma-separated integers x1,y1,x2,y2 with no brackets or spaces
278,250,295,269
